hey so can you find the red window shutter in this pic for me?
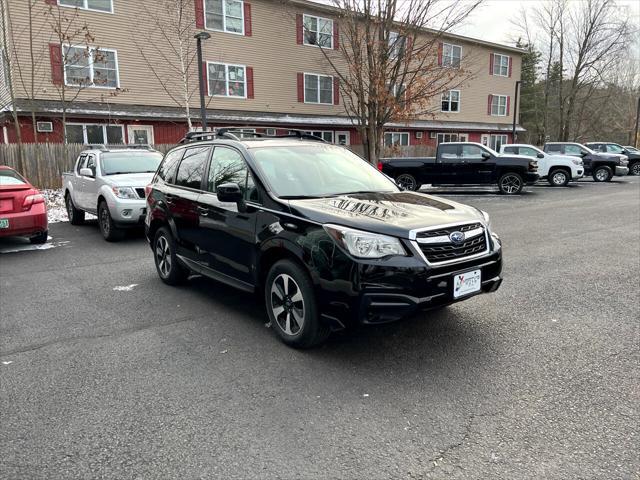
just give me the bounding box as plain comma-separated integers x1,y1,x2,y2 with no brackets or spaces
195,0,205,29
246,66,254,98
437,42,443,66
333,21,339,49
508,56,512,77
333,77,339,105
244,3,252,36
296,14,303,44
487,94,493,115
297,73,304,102
507,96,511,116
202,62,208,95
489,53,494,75
49,43,63,85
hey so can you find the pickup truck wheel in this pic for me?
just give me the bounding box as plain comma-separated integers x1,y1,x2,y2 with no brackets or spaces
592,166,612,182
65,193,85,225
98,201,124,242
395,174,419,191
629,162,640,176
498,172,524,195
153,227,189,285
548,169,570,187
265,260,330,348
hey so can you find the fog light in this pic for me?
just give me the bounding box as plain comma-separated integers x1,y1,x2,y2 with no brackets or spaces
122,209,132,217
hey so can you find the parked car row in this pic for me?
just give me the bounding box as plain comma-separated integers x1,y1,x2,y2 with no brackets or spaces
379,140,634,194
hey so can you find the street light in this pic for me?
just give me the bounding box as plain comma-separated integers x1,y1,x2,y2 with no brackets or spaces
194,31,211,132
512,80,521,143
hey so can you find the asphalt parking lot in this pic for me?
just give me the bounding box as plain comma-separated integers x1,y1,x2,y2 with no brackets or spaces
1,177,638,479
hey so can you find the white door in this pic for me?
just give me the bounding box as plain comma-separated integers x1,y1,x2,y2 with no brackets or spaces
336,131,350,145
127,125,154,145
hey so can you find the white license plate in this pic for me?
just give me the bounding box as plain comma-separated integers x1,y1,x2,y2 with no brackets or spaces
0,218,9,229
453,269,481,299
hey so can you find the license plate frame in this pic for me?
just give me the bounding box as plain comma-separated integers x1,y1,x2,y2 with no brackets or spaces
453,269,481,299
0,218,9,229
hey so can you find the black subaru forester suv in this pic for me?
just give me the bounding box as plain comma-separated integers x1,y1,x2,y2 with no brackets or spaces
145,130,503,348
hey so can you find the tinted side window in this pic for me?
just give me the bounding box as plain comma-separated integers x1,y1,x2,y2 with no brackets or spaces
502,146,518,154
439,144,458,161
461,145,483,158
545,144,561,153
157,149,184,183
606,144,623,153
564,145,582,156
175,147,210,189
207,147,248,193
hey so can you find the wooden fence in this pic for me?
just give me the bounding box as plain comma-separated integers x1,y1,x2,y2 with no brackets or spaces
0,143,176,189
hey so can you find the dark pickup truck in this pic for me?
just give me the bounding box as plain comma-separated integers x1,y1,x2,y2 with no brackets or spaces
543,142,629,182
380,142,539,195
584,142,639,176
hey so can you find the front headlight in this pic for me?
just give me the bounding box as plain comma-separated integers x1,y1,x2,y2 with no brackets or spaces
572,159,583,166
323,224,406,259
112,186,137,199
480,210,491,230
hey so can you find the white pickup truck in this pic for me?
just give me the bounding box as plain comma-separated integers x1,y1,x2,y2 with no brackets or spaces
500,144,584,186
62,145,163,241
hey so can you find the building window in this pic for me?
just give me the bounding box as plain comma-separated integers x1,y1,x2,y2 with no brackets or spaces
208,62,246,98
304,73,333,104
436,132,467,144
205,0,244,34
64,46,119,88
58,0,113,13
493,53,509,76
491,95,507,116
442,43,461,68
490,134,508,151
236,128,256,138
384,132,409,147
65,123,124,144
389,31,406,59
293,130,334,143
441,90,460,112
303,14,333,48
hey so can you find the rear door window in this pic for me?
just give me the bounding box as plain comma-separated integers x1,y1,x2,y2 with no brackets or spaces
545,144,561,153
157,149,184,183
175,146,210,190
438,144,459,162
502,146,518,154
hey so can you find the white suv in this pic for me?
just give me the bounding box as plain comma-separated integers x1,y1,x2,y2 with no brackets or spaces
500,144,584,186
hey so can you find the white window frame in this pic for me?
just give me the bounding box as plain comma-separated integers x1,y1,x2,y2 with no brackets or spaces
384,132,410,147
303,73,334,105
490,94,508,116
442,43,462,68
493,53,509,77
436,132,460,144
204,0,245,35
236,128,256,139
63,45,120,89
207,62,247,99
127,125,154,145
389,31,405,59
441,90,460,113
58,0,114,14
490,134,508,150
303,14,334,49
335,131,350,146
65,123,124,145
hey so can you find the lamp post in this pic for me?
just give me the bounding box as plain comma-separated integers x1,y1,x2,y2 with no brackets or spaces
194,31,211,132
512,80,521,143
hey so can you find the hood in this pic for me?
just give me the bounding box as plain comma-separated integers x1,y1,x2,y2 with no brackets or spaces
102,172,155,187
495,153,534,166
548,154,582,163
287,191,484,239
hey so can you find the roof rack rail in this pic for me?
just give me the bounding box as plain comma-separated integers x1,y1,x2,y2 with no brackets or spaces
279,129,328,142
84,143,155,151
178,128,329,144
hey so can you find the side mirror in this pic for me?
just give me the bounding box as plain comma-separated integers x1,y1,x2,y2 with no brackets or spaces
537,152,545,159
79,167,94,177
481,152,491,160
580,151,588,157
217,182,243,203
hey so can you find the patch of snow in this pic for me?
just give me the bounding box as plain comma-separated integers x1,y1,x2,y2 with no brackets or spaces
113,284,138,291
2,361,13,365
0,236,61,254
43,188,96,224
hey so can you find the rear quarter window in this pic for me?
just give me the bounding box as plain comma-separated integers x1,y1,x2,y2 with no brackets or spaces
502,146,518,154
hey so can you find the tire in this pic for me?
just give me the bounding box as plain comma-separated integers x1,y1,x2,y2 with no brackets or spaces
153,226,189,285
592,165,612,182
498,172,524,195
265,259,330,348
98,201,124,242
65,193,85,225
29,231,48,244
548,168,570,187
629,162,640,176
395,173,419,191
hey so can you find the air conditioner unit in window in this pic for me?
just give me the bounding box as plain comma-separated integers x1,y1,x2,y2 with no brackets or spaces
415,131,423,139
36,121,53,133
429,131,436,139
265,128,276,136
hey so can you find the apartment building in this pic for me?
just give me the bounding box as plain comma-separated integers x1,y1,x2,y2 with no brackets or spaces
1,0,524,151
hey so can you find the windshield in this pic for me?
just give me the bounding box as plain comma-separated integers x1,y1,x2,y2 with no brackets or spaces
101,151,163,175
626,146,639,153
252,145,398,198
0,169,27,186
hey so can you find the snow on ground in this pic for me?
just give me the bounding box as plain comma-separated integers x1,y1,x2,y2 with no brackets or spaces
43,188,96,224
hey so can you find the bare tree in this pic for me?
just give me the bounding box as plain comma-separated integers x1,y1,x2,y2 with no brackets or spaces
132,0,198,130
288,0,480,164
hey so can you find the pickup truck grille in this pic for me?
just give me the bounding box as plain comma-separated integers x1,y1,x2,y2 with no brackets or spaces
135,188,146,199
416,223,488,263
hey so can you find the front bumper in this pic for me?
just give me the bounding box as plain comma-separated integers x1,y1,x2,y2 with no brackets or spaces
524,173,540,184
0,204,47,238
107,197,147,226
615,166,629,176
573,169,584,179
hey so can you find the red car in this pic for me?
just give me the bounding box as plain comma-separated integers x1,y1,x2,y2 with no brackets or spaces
0,166,48,244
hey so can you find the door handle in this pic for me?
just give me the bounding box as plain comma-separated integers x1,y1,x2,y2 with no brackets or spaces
197,206,209,216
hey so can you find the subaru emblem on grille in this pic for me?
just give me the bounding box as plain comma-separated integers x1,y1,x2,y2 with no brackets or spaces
449,231,465,244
